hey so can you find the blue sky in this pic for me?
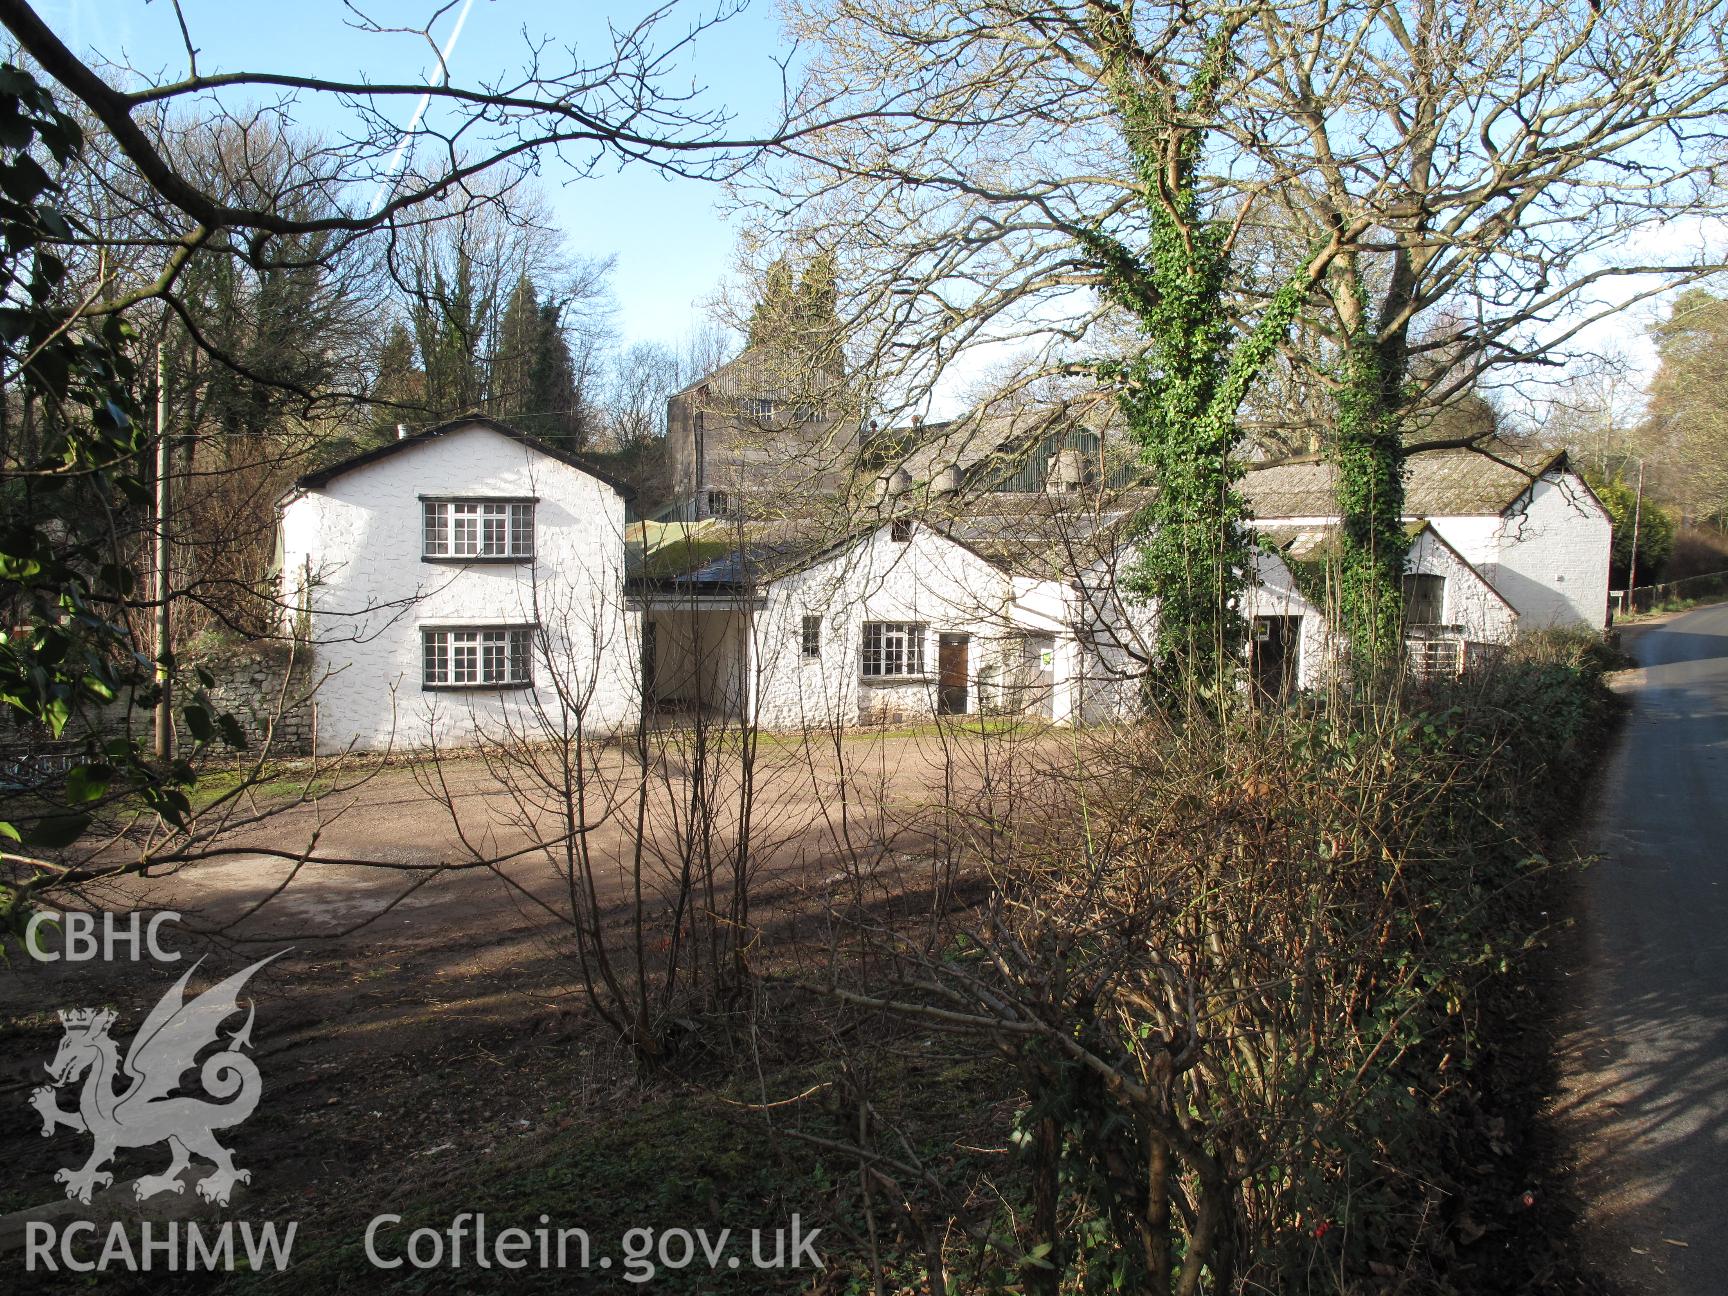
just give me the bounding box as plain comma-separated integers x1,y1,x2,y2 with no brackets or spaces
31,1,1720,421
39,0,791,348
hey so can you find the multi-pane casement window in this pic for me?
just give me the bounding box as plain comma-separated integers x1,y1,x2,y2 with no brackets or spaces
801,614,822,659
861,622,926,678
421,498,535,561
421,627,535,689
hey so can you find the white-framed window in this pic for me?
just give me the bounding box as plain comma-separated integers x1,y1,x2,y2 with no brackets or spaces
861,622,926,678
801,614,822,659
421,626,535,688
422,500,535,560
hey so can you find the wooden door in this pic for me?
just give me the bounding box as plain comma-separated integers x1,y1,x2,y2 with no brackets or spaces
641,621,658,707
938,633,970,714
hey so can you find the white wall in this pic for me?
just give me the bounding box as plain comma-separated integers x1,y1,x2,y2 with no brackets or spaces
1489,471,1612,630
279,423,638,753
1067,550,1158,721
1244,550,1334,691
749,523,1042,729
647,607,751,717
1407,528,1518,643
1423,513,1500,579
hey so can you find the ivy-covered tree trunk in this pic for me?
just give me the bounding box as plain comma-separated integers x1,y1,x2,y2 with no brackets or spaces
1331,272,1411,667
1113,213,1249,698
1086,23,1251,702
1086,18,1324,704
1334,337,1407,660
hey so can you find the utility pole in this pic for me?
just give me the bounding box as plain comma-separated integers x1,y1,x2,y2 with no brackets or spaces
1627,458,1646,616
153,338,173,761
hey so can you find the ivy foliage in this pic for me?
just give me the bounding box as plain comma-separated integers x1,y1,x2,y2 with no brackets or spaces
1333,322,1410,663
0,64,242,932
1081,19,1314,701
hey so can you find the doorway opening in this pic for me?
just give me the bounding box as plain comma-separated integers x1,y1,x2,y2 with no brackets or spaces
1250,616,1301,701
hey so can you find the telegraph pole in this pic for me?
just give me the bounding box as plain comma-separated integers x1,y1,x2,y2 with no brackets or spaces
153,338,173,761
1627,458,1646,615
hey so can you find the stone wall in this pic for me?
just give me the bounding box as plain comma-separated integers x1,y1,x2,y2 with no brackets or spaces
183,641,317,756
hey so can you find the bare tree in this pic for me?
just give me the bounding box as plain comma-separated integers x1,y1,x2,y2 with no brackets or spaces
0,0,799,301
601,341,685,452
740,0,1726,663
0,0,820,923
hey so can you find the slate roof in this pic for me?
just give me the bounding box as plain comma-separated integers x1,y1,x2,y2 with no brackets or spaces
940,502,1137,580
628,437,1584,594
1242,440,1567,519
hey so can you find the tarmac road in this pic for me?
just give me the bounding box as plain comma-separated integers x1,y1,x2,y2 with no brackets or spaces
1558,602,1728,1292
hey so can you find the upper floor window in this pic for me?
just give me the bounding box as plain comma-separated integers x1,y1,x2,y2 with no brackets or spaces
422,499,535,561
862,622,926,678
891,518,913,543
746,398,777,419
1401,573,1446,626
422,626,535,689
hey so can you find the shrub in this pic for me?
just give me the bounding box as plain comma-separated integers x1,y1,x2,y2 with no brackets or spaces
839,635,1615,1292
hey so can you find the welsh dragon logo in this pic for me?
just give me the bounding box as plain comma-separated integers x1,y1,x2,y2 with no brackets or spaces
30,951,285,1206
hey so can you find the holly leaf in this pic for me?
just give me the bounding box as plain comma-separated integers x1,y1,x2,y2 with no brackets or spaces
64,762,113,805
182,704,213,744
216,713,246,750
21,812,90,849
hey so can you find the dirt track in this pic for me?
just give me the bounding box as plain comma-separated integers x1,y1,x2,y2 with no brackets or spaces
0,728,1014,1230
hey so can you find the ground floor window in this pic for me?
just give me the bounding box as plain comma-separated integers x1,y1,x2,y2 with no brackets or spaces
862,621,926,677
422,626,535,688
801,614,822,659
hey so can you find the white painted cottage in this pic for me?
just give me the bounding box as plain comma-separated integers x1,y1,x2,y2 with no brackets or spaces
278,419,1609,749
1227,443,1610,692
632,516,1082,729
278,418,640,754
1244,445,1611,628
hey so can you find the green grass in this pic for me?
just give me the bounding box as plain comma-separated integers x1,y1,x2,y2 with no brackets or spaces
187,765,337,810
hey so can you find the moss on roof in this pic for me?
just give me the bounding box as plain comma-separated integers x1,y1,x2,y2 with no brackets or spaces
1242,441,1565,519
